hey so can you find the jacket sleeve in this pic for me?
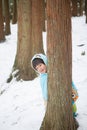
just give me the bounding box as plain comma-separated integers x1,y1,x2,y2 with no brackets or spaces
40,73,48,101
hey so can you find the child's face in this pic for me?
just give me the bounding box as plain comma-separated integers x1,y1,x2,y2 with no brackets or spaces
35,63,47,74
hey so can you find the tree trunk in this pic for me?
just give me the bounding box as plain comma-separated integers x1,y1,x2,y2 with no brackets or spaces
85,0,87,23
79,0,83,16
71,0,78,16
12,0,17,24
3,0,11,35
42,0,46,31
14,0,36,80
32,0,44,55
0,0,5,42
8,0,47,81
40,0,77,130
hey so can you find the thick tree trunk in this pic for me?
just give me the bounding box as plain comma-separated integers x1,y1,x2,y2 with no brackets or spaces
40,0,77,130
14,0,36,80
8,0,46,81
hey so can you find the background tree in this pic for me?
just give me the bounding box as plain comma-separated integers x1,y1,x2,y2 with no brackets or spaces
13,0,33,80
32,0,45,55
79,0,84,16
71,0,78,16
40,0,77,129
0,0,5,42
42,0,46,31
3,0,11,35
12,0,17,24
7,0,46,81
85,0,87,23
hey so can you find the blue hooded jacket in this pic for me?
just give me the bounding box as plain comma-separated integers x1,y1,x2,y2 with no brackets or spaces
31,54,48,101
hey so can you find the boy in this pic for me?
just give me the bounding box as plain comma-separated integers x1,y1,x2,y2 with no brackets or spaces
31,53,48,106
31,53,78,117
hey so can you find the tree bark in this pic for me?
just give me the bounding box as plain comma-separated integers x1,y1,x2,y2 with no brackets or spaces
14,0,36,80
8,0,47,81
40,0,77,129
32,0,44,54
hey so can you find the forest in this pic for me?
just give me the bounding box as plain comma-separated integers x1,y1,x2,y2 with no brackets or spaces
0,0,87,130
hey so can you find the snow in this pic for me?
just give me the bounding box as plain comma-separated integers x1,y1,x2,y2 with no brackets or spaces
0,15,87,130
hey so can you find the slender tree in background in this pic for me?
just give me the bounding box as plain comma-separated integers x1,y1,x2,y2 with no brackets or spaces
42,0,46,31
71,0,78,16
32,0,44,55
79,0,84,16
85,0,87,23
0,0,5,42
3,0,11,35
40,0,77,130
12,0,17,24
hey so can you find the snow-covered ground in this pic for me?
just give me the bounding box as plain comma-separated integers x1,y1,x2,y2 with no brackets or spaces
0,16,87,130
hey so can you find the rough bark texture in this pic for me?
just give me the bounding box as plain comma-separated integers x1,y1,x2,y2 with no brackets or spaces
40,0,77,130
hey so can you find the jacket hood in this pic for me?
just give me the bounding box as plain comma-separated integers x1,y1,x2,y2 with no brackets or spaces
31,53,47,71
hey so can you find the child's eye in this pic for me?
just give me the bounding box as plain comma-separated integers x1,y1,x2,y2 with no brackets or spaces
39,64,42,67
